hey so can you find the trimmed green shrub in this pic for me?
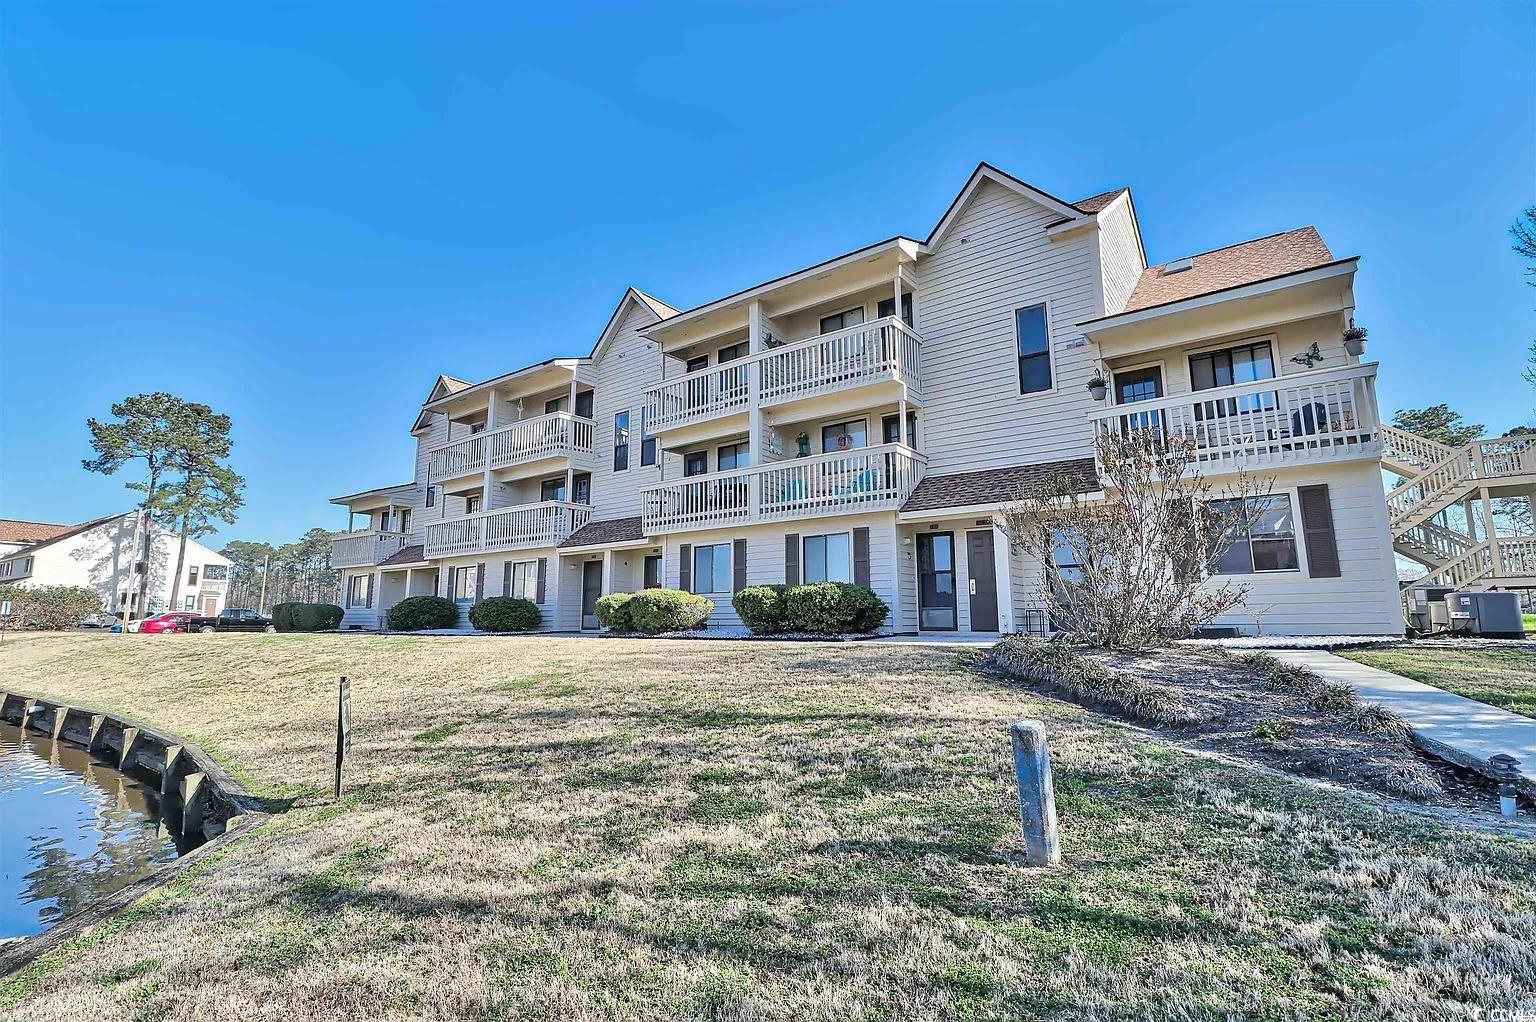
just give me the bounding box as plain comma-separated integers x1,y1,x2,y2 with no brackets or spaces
387,595,460,631
595,592,637,632
626,588,713,634
733,584,790,634
469,596,541,633
784,582,888,635
270,602,298,632
290,603,344,632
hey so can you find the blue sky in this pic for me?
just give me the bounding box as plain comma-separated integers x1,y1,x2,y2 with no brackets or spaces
2,2,1532,546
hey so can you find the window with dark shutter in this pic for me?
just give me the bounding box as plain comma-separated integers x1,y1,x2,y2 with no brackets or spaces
1297,485,1341,578
733,539,747,593
503,561,512,595
784,534,800,585
535,558,547,603
852,528,871,588
679,543,692,592
475,563,485,603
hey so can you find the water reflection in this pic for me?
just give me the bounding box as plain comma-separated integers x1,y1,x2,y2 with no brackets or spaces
1,722,191,940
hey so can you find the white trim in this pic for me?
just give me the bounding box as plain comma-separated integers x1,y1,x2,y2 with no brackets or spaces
1205,489,1308,578
688,540,735,597
924,164,1089,251
898,494,1107,523
1012,300,1059,399
800,529,855,584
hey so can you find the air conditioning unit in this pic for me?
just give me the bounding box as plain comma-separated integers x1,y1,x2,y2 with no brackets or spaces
1403,585,1454,634
1446,591,1526,639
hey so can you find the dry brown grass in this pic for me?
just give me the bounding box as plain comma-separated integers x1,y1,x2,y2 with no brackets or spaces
3,631,1535,1020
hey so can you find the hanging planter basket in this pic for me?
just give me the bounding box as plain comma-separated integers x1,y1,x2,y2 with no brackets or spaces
1343,325,1367,357
1086,377,1108,401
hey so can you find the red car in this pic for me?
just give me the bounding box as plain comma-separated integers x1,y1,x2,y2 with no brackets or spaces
139,612,198,634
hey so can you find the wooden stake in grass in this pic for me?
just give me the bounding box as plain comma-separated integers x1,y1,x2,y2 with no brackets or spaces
334,676,351,801
1010,719,1061,866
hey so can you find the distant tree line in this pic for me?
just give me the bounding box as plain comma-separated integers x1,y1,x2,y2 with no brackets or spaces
220,528,342,612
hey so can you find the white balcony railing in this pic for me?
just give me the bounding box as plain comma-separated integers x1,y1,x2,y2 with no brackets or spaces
422,501,592,558
644,316,925,434
330,530,409,569
1089,363,1381,475
428,412,594,481
641,443,925,534
758,317,923,407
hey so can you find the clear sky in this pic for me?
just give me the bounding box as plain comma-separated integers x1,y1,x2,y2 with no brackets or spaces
2,2,1532,546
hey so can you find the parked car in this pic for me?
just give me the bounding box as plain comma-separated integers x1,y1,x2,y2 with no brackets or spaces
140,611,198,634
186,608,276,633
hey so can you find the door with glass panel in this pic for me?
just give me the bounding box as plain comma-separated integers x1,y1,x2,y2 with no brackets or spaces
1113,365,1164,440
917,532,957,631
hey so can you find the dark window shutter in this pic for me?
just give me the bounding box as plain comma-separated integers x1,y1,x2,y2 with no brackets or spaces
733,539,747,593
475,562,485,602
1298,485,1341,578
503,561,512,596
1168,500,1201,583
364,575,373,608
536,558,547,604
852,527,871,588
679,544,692,592
784,534,800,585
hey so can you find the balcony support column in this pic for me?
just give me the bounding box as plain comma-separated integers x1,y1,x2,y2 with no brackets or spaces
1480,487,1505,576
747,300,765,468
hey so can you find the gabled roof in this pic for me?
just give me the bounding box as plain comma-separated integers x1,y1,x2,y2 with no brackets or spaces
559,516,646,549
924,162,1094,249
1121,226,1336,314
424,375,473,404
330,482,416,506
0,512,135,562
901,458,1099,513
589,287,679,362
0,519,73,546
378,544,426,567
1073,187,1129,213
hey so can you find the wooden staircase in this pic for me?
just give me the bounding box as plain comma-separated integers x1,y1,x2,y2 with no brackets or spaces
1381,425,1536,590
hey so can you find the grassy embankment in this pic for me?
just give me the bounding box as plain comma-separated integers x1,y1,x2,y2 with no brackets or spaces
2,632,1533,1021
1337,647,1536,720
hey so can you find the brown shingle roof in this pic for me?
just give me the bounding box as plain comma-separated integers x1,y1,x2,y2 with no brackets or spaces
0,519,73,545
902,459,1099,513
1122,226,1335,314
377,544,425,567
560,516,645,548
1074,188,1127,213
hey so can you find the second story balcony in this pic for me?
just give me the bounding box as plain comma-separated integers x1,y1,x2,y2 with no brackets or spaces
644,316,924,440
427,411,595,483
422,501,593,559
1088,362,1381,476
331,530,410,569
640,443,926,535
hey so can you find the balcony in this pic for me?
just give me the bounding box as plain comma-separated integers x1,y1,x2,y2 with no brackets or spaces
643,316,923,437
1088,363,1381,475
428,412,595,482
422,501,592,558
331,530,410,569
641,443,925,535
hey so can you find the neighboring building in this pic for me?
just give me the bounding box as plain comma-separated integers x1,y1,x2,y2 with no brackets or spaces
0,513,232,618
0,519,73,560
327,162,1534,637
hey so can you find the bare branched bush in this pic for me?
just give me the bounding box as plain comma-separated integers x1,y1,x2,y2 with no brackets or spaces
1000,429,1273,649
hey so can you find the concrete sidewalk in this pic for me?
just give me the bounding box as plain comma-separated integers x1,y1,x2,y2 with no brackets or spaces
1271,650,1536,793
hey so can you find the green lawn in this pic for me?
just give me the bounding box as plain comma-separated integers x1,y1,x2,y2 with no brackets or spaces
3,633,1534,1020
1338,646,1536,719
1524,613,1536,634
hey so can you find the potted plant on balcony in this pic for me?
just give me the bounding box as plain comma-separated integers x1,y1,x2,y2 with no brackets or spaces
1086,374,1109,401
795,431,811,458
1343,324,1368,357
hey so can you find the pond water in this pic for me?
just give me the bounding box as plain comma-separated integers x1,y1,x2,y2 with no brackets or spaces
0,721,195,940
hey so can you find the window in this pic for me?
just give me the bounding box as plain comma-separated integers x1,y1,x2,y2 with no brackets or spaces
1015,304,1052,394
1049,529,1085,585
821,419,868,453
640,409,657,466
509,560,539,600
398,509,411,534
573,474,591,504
1208,495,1299,574
881,412,917,447
685,354,710,374
803,533,852,583
575,390,594,418
683,450,709,477
452,565,476,601
1189,341,1276,416
203,564,228,581
185,595,196,610
876,293,914,326
613,410,630,471
426,486,437,509
540,477,566,503
643,554,662,589
717,341,748,364
717,442,749,471
545,396,569,415
188,565,199,586
465,493,483,514
819,306,865,334
347,574,373,607
691,543,732,594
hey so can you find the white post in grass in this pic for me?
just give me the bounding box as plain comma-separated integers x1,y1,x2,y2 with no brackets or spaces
1010,719,1061,866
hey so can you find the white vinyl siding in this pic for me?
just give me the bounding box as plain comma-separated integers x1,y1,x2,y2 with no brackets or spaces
588,300,668,518
1096,195,1144,316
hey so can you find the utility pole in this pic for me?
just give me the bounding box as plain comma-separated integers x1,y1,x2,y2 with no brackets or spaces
257,552,271,612
119,509,144,633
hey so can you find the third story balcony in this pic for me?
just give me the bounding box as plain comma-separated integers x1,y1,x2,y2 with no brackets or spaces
428,411,595,483
643,316,924,442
